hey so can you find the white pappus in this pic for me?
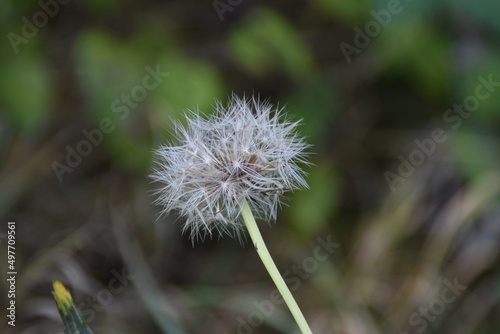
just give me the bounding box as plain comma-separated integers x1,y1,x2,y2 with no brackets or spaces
150,94,310,241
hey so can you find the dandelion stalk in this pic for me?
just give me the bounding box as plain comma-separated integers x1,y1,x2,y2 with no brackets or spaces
241,200,312,334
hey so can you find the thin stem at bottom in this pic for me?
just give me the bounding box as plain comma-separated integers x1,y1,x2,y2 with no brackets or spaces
240,200,313,334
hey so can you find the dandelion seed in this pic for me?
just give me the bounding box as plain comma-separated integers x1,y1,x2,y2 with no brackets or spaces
151,94,310,241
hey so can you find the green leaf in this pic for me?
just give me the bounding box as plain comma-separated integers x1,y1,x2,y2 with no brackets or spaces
75,29,149,120
285,75,338,144
376,19,450,98
150,55,225,119
452,131,499,180
74,30,155,171
460,57,500,125
229,8,314,80
0,52,52,132
287,164,339,236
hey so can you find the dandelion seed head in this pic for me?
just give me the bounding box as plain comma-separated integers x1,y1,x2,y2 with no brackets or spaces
150,94,310,242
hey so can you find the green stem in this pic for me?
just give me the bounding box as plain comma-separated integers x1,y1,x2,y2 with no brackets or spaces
240,200,313,334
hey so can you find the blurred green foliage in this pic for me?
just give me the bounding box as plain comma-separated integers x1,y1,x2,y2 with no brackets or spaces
376,19,450,98
288,163,339,237
1,0,500,333
229,8,314,80
0,51,52,132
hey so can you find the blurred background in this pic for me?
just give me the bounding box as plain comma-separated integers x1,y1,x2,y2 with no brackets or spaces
1,0,500,333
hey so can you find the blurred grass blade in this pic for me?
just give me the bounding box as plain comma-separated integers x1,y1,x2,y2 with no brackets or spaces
52,281,93,334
